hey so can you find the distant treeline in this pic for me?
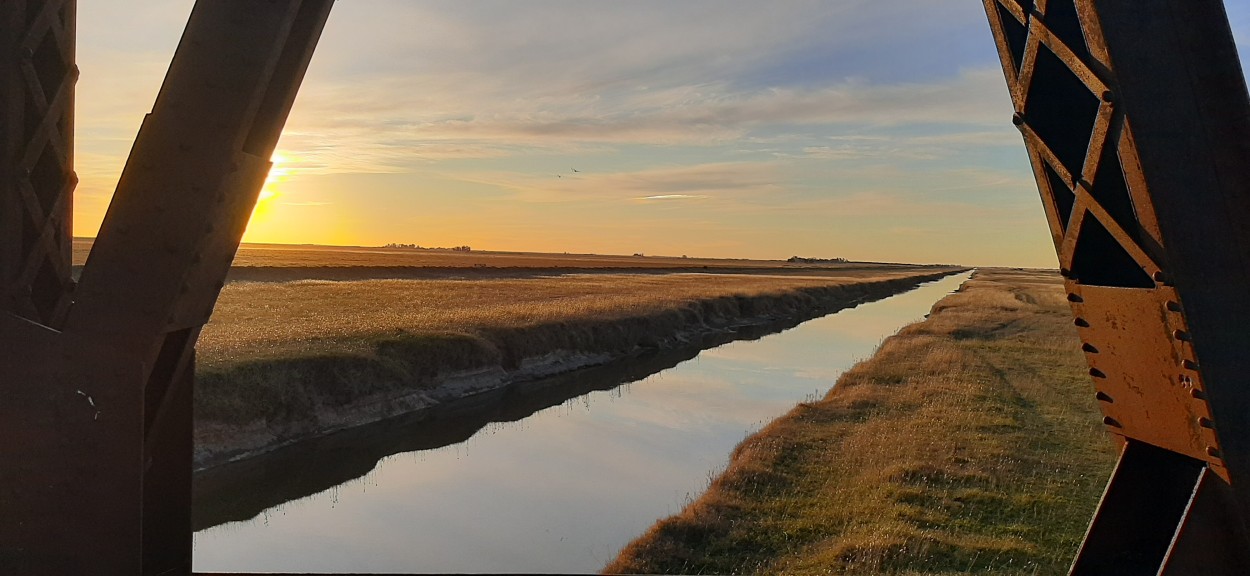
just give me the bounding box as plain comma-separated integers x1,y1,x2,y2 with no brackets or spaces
384,243,471,252
787,256,847,264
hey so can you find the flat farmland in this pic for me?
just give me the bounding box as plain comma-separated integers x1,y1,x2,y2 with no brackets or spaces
72,238,931,281
200,271,959,367
85,239,962,468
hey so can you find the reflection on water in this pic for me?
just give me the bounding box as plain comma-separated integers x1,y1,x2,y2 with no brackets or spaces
193,272,972,574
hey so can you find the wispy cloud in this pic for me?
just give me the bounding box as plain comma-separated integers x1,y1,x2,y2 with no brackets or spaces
442,161,785,204
275,68,1012,174
78,0,1239,266
637,194,711,201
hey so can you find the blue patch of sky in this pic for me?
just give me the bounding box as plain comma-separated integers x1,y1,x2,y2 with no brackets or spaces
1229,2,1250,78
732,8,1001,90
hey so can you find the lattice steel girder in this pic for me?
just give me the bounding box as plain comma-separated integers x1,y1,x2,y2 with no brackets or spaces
0,1,333,574
0,0,76,328
983,0,1250,573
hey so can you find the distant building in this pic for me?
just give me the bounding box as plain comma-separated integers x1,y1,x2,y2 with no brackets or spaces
787,256,847,264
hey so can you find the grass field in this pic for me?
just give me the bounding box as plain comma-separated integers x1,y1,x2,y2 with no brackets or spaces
605,269,1120,575
199,271,958,367
194,270,955,430
161,239,962,467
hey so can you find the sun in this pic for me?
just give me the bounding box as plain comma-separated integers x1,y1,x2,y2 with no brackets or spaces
258,151,291,203
251,151,290,221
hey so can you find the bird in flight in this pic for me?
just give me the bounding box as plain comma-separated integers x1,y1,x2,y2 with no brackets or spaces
571,168,580,173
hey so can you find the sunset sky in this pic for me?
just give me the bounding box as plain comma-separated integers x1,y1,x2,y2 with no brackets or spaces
75,2,1250,267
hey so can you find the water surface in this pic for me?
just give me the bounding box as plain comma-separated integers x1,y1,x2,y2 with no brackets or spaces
193,272,971,573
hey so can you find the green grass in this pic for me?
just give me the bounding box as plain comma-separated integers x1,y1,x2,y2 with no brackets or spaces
605,269,1120,575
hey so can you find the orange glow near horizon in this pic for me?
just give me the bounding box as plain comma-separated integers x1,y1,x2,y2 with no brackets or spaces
240,152,361,247
243,153,290,244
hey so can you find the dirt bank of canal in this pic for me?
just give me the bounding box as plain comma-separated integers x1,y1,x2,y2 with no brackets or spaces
192,270,962,470
605,269,1120,575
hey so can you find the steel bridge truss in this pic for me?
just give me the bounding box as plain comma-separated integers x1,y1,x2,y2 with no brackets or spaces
3,0,1250,574
983,0,1250,573
1,1,333,574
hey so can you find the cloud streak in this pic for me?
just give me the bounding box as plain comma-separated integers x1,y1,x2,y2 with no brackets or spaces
638,195,711,201
276,67,1013,175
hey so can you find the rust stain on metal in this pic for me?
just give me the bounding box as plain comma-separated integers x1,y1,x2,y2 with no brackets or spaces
1069,284,1222,470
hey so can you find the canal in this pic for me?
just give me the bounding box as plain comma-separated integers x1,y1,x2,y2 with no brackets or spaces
193,271,973,573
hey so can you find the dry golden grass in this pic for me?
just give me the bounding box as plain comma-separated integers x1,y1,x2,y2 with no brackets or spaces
193,265,958,434
605,268,1119,575
199,271,949,367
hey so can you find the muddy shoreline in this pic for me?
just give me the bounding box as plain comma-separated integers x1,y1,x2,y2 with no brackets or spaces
192,270,963,473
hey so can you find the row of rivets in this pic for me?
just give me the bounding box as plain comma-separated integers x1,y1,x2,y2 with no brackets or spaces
1068,286,1223,468
1165,295,1223,466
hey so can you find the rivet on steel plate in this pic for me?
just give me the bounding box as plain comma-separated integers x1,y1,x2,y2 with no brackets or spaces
1068,293,1084,303
1166,300,1183,313
1012,113,1025,126
1089,368,1107,378
1075,317,1090,328
1103,416,1122,428
1199,417,1216,429
1152,271,1167,283
1192,389,1208,400
1082,343,1099,354
1173,329,1191,342
1095,391,1113,403
1182,359,1199,370
1207,446,1223,459
1101,90,1115,103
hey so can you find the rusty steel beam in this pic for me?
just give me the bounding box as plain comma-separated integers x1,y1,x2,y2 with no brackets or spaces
0,1,333,574
0,0,76,328
983,0,1250,573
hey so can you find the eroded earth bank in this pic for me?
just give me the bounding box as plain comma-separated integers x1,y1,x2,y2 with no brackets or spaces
192,267,963,470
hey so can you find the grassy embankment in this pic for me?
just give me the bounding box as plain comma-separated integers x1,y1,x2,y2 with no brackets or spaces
606,269,1121,575
140,240,961,468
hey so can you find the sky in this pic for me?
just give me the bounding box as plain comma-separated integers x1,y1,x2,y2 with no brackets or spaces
73,2,1250,267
